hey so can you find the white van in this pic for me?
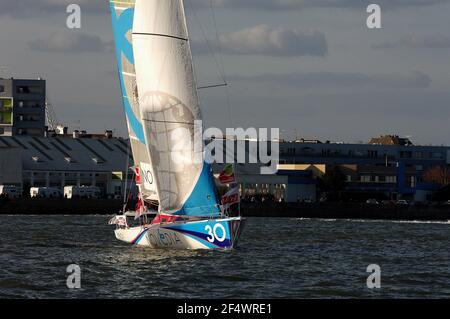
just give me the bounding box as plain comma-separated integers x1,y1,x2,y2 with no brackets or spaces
0,185,22,199
30,187,62,198
64,186,101,199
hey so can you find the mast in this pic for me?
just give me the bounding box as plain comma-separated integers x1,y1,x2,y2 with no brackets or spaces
132,0,220,218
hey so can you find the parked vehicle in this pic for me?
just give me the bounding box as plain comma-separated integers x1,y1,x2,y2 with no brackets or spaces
0,185,22,199
396,200,409,206
30,187,62,199
64,186,101,199
366,199,379,205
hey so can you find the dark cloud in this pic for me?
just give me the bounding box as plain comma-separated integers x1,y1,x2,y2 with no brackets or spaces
2,0,447,19
192,25,327,57
229,71,432,89
190,0,448,11
27,31,112,53
0,0,106,18
373,34,450,49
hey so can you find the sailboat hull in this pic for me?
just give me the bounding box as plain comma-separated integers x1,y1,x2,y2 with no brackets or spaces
115,217,245,250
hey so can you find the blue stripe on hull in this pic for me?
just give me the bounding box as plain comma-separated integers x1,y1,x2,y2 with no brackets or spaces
163,219,232,249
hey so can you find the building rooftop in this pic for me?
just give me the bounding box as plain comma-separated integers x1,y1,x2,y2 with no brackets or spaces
368,135,414,146
0,135,132,172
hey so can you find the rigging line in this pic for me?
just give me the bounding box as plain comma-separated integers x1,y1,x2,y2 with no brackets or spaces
125,171,135,214
199,0,232,126
186,0,226,85
209,0,227,81
198,83,228,90
142,119,196,126
208,1,240,215
122,141,131,212
206,0,238,215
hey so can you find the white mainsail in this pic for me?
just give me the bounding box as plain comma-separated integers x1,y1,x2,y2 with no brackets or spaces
132,0,220,217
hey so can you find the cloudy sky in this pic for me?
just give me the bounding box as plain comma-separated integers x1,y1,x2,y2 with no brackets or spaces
1,0,449,145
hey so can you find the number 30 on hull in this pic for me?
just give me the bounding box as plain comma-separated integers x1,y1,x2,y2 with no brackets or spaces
115,217,246,250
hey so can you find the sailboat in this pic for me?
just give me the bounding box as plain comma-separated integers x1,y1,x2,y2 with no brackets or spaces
108,0,245,250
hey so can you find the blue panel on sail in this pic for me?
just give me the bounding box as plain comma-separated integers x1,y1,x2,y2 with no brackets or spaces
110,3,146,145
176,163,220,217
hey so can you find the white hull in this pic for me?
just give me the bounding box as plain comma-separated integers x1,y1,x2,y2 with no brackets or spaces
115,217,245,250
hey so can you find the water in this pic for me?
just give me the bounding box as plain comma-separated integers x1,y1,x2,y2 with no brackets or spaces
1,216,449,298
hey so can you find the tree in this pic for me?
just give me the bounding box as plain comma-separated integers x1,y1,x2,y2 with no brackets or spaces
423,166,450,186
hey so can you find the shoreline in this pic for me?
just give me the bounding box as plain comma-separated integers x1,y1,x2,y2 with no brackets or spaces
1,198,450,221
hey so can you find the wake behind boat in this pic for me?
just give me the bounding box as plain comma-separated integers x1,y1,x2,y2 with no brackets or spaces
108,0,245,250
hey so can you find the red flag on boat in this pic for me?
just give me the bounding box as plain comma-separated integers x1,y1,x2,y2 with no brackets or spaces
219,164,235,184
221,186,240,209
134,167,145,220
134,167,141,185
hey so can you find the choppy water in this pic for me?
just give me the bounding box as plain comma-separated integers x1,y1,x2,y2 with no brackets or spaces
1,216,449,298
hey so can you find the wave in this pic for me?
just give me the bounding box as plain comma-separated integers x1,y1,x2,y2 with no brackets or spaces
296,218,450,225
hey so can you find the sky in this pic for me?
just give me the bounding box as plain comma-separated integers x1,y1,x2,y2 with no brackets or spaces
0,0,449,145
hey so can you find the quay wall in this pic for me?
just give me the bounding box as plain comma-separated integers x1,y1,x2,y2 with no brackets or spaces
1,199,450,220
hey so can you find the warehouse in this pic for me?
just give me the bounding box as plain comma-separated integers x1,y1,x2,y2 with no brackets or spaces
0,132,132,197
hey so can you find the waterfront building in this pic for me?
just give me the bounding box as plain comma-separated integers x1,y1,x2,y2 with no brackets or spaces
0,131,449,202
0,78,46,137
0,131,132,197
279,136,450,201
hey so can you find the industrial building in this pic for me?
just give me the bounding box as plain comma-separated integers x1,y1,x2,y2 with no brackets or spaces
0,78,46,137
0,131,132,197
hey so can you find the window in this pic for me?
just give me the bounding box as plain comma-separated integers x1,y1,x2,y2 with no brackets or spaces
386,176,397,183
0,128,4,135
17,114,41,122
0,112,12,125
368,150,378,158
413,152,424,159
16,100,41,108
16,86,43,94
400,151,412,159
0,98,12,109
360,176,371,183
346,175,352,182
0,85,4,93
